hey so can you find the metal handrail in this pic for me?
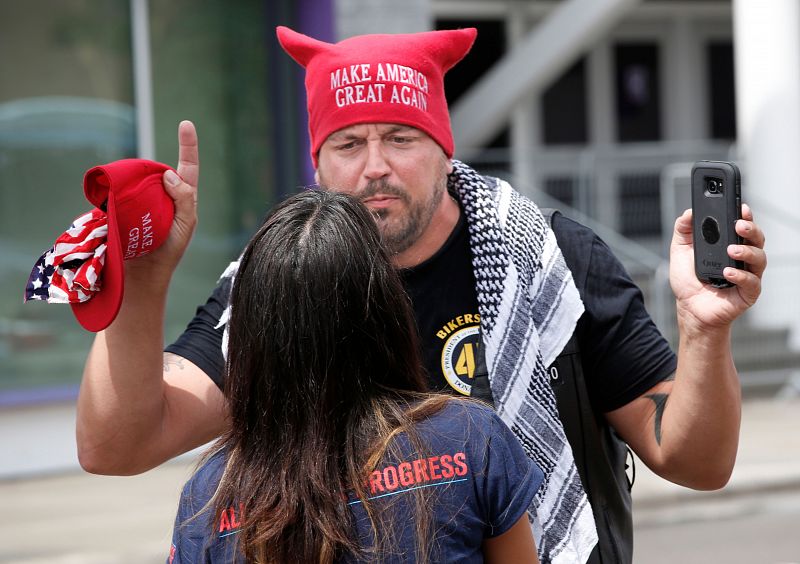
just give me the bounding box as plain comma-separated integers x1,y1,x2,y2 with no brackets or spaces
468,142,800,353
468,161,674,337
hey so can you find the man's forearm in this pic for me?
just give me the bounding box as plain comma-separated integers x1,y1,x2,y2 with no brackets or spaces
612,205,763,490
76,267,172,475
657,320,741,489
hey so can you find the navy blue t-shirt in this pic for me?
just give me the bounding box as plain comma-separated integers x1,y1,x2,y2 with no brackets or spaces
167,401,543,563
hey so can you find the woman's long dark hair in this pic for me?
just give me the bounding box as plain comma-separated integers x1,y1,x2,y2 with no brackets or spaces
213,190,448,562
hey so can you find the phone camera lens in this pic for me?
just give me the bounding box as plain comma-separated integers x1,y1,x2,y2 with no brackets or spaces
706,179,722,194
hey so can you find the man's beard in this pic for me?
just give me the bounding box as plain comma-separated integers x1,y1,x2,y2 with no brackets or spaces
356,177,446,255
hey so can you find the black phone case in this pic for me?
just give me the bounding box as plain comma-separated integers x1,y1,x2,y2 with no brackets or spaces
691,161,743,287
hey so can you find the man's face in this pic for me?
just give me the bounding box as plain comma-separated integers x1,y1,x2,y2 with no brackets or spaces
316,123,453,255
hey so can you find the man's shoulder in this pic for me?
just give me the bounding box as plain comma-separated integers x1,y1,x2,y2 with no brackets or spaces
548,211,599,256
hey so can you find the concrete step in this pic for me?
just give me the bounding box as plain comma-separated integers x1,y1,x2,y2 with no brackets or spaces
730,324,800,372
634,276,800,374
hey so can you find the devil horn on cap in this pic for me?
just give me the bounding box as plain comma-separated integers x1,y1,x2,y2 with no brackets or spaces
417,27,477,72
276,26,332,68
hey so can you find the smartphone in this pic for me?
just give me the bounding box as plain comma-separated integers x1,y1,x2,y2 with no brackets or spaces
691,160,743,288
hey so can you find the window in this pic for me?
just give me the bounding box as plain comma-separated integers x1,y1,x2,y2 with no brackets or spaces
544,177,577,208
0,1,135,395
436,18,509,155
0,0,274,401
618,173,662,237
615,43,662,142
707,41,736,140
542,58,588,145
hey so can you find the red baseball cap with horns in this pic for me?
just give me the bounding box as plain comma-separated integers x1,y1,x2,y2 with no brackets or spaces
276,26,477,167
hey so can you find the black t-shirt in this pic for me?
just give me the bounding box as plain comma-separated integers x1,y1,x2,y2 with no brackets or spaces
166,211,676,413
166,276,231,390
399,210,482,395
550,212,677,411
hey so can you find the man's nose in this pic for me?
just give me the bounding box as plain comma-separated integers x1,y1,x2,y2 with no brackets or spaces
363,142,391,181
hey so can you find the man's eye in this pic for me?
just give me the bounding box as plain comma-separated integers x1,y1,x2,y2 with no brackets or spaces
337,141,359,150
391,136,412,144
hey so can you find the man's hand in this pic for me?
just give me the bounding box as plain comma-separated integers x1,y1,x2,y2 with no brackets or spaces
670,204,767,332
130,120,199,278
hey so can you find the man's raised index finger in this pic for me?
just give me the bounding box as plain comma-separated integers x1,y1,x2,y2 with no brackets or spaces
177,120,199,188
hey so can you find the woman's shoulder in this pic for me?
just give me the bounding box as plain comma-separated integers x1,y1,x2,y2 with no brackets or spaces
435,398,502,424
419,398,508,447
437,397,493,418
181,448,228,505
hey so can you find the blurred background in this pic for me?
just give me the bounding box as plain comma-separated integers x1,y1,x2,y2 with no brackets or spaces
1,0,798,562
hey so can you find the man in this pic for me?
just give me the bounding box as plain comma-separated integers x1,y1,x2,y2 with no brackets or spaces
76,27,766,563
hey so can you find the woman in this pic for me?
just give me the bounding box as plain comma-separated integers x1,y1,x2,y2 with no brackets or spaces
168,190,543,563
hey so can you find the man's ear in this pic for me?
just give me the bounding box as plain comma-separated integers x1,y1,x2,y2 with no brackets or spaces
314,169,321,185
445,158,454,175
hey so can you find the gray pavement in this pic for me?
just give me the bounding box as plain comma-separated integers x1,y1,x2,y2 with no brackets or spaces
633,397,800,515
1,398,799,563
631,398,800,564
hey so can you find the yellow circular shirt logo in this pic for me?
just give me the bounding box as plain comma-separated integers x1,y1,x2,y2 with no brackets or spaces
440,325,481,396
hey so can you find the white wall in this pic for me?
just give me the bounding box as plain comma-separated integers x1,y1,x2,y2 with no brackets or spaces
336,0,432,38
734,0,800,347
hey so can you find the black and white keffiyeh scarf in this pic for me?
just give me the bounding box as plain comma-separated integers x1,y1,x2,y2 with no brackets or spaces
449,160,597,563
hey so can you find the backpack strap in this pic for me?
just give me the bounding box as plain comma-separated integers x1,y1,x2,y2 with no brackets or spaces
470,333,494,406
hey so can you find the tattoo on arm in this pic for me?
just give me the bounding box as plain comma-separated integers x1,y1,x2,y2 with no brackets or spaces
645,393,669,445
164,355,186,373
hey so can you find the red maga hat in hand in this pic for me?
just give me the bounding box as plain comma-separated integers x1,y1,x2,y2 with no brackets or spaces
73,159,175,331
26,159,175,332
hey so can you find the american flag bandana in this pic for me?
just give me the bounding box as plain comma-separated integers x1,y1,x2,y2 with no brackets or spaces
25,208,109,304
